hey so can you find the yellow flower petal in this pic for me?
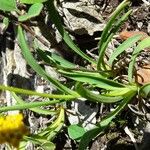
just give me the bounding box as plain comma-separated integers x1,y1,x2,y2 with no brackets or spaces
0,114,29,148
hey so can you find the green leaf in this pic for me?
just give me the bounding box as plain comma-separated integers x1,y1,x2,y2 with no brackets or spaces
51,53,76,68
36,48,57,66
104,87,133,96
41,142,56,150
79,91,136,150
20,0,47,4
59,69,106,78
19,3,43,22
17,25,78,96
59,69,125,90
0,85,76,99
76,83,123,103
128,37,150,82
0,99,66,113
140,83,150,98
12,92,57,115
19,140,27,150
97,0,131,70
24,136,56,150
108,34,142,66
0,0,16,11
39,107,64,140
68,124,86,141
46,0,95,64
37,48,76,69
3,17,9,29
98,0,130,52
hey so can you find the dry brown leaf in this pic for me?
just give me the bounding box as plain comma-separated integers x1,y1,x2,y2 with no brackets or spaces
119,30,149,40
119,30,150,51
136,65,150,85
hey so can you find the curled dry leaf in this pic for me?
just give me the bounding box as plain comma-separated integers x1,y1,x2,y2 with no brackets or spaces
119,30,150,51
136,65,150,85
119,30,149,40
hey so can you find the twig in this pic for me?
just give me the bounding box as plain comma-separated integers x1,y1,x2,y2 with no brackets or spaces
128,104,145,116
20,23,65,56
124,126,139,150
21,23,50,48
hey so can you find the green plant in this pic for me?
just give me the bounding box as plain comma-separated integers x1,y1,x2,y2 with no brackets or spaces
0,0,149,149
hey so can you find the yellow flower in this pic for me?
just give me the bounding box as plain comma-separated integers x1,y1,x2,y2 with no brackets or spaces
0,113,29,148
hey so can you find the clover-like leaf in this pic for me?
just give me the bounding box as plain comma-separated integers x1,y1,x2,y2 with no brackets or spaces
0,0,16,11
68,124,86,141
18,3,43,22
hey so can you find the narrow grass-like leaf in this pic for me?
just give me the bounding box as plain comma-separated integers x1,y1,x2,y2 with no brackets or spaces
12,92,57,115
59,69,125,90
97,0,130,71
97,9,132,71
59,69,106,78
104,87,131,96
140,83,150,98
23,136,56,150
46,0,95,64
17,26,78,96
18,3,43,22
20,0,47,4
3,17,9,30
128,37,150,82
108,34,142,66
37,49,76,68
51,53,76,68
0,85,77,99
39,107,64,140
0,0,16,11
46,107,64,140
98,0,130,52
0,99,67,113
36,49,56,66
76,83,123,103
79,91,136,150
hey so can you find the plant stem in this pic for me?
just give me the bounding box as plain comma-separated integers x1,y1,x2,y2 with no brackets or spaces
0,85,79,99
0,99,69,113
